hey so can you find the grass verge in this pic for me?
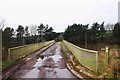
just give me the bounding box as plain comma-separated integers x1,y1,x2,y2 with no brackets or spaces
2,60,16,70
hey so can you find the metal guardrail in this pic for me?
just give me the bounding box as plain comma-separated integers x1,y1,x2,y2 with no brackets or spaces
8,40,54,60
63,40,98,73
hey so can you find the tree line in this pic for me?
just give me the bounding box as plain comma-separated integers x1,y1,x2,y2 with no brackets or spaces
64,22,120,48
2,23,61,54
1,21,120,59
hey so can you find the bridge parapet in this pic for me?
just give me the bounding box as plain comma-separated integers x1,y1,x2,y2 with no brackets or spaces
63,40,98,73
8,40,54,60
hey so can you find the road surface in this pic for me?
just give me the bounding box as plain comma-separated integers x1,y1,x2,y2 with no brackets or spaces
5,42,79,79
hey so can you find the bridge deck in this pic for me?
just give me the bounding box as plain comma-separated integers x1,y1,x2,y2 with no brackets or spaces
4,42,80,79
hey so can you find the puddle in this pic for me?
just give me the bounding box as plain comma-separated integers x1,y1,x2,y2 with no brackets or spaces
19,43,78,78
41,45,77,78
49,45,63,63
33,61,43,68
40,44,55,56
45,68,58,78
43,56,48,60
55,46,61,55
21,68,39,78
37,58,42,62
33,58,43,68
50,55,62,63
44,68,77,78
54,68,77,78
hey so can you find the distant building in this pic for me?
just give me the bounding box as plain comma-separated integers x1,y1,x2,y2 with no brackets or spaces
118,1,120,22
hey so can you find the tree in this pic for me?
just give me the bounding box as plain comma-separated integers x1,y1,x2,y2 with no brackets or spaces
45,28,54,40
64,23,87,45
2,27,14,48
45,27,53,34
99,22,106,42
16,25,25,45
43,24,54,40
83,24,89,48
64,22,108,47
37,23,45,42
113,23,120,44
25,26,29,37
90,22,100,42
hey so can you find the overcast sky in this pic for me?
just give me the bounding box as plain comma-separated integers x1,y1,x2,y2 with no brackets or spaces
0,0,119,32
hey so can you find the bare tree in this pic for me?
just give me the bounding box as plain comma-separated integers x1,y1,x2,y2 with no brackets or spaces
0,18,5,30
105,24,114,31
29,24,38,36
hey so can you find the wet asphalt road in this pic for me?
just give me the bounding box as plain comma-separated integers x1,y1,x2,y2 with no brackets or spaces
8,42,79,79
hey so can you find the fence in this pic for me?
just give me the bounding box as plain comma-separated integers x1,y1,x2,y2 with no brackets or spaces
8,40,54,60
63,40,98,73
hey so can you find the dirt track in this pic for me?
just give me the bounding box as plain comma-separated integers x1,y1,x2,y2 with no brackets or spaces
3,42,79,79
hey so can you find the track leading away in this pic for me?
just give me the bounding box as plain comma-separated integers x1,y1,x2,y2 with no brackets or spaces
5,42,79,79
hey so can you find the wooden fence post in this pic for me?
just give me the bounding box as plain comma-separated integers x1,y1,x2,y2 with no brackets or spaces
105,47,110,65
96,52,98,73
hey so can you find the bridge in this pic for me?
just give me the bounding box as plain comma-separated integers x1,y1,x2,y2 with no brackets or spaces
2,40,109,79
